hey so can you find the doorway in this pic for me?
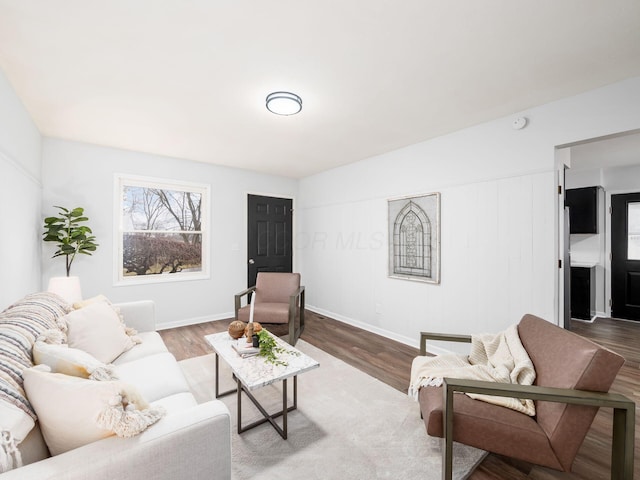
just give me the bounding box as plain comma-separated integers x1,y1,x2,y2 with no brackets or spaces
559,129,640,325
247,194,293,288
611,192,640,320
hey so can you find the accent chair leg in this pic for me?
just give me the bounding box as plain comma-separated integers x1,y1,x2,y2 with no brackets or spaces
288,313,295,346
611,404,635,480
299,289,305,335
288,293,297,346
234,295,241,320
442,384,454,480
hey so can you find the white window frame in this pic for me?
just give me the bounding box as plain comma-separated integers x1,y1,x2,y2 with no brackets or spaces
114,174,210,286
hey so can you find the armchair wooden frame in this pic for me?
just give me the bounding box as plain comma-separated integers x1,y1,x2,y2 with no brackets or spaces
420,332,636,480
235,285,306,345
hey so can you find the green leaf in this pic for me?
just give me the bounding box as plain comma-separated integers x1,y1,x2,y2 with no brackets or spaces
43,205,99,275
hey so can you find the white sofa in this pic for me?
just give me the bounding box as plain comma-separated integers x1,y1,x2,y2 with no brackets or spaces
0,296,231,480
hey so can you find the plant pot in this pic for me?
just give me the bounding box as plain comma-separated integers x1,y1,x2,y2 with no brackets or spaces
47,276,83,304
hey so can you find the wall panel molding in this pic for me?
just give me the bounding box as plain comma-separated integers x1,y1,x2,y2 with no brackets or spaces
0,147,41,187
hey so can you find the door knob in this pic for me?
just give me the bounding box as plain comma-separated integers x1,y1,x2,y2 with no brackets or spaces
248,259,255,264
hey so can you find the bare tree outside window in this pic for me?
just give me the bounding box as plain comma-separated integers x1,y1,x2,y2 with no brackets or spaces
116,176,209,284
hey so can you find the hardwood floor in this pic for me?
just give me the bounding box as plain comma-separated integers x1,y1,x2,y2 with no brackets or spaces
160,312,640,479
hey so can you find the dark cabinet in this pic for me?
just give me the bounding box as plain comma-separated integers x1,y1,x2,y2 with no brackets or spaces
565,187,598,234
570,266,595,320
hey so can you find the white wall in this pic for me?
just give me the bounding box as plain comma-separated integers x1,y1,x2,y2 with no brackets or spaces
0,69,42,310
602,164,640,192
9,66,640,344
298,76,640,347
42,139,298,329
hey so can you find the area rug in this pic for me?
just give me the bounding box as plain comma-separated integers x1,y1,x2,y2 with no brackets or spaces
179,340,486,480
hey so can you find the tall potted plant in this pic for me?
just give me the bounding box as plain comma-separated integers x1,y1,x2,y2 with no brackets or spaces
43,206,98,302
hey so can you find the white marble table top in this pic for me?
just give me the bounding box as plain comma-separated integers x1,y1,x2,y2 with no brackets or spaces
205,330,319,391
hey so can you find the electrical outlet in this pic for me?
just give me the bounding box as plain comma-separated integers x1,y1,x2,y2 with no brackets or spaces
375,303,382,314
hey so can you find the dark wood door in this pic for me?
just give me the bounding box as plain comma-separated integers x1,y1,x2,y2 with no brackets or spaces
247,194,293,287
611,192,640,321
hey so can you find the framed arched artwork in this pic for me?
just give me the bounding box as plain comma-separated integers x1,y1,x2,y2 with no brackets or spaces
388,192,440,284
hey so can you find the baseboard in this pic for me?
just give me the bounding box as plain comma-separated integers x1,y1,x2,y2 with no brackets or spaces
306,304,423,350
157,306,453,355
155,305,416,347
571,316,596,324
156,311,234,331
571,312,606,324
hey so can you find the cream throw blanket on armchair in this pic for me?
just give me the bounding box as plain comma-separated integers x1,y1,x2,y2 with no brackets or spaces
408,324,536,416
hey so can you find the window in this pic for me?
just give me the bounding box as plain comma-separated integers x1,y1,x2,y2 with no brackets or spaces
115,175,210,285
628,202,640,261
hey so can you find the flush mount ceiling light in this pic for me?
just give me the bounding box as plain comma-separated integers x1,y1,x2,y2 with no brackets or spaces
265,91,302,116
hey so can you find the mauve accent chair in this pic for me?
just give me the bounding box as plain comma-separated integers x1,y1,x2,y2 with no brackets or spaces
235,272,305,345
417,314,635,480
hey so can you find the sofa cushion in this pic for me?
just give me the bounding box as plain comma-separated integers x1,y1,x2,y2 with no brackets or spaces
114,353,191,402
151,392,198,415
33,341,118,381
237,303,294,324
16,423,50,467
112,331,169,365
65,302,136,363
23,366,164,456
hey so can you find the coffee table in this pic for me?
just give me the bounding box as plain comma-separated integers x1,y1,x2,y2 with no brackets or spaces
205,330,319,439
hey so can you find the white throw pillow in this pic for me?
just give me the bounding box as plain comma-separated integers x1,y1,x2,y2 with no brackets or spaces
23,366,165,456
0,403,34,443
33,341,118,381
72,294,111,310
72,295,141,343
64,302,136,363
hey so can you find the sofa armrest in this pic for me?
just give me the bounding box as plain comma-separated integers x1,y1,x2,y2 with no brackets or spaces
114,300,156,333
1,401,231,480
441,378,635,480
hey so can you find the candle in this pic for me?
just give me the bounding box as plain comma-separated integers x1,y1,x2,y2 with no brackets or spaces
249,293,255,323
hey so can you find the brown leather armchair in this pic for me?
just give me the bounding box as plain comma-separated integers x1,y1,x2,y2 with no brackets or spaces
417,314,635,480
234,272,305,345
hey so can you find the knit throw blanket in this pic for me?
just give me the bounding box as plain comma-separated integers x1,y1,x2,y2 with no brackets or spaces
408,324,536,416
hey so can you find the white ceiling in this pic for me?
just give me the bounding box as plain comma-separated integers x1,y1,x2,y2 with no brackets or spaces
1,1,639,178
